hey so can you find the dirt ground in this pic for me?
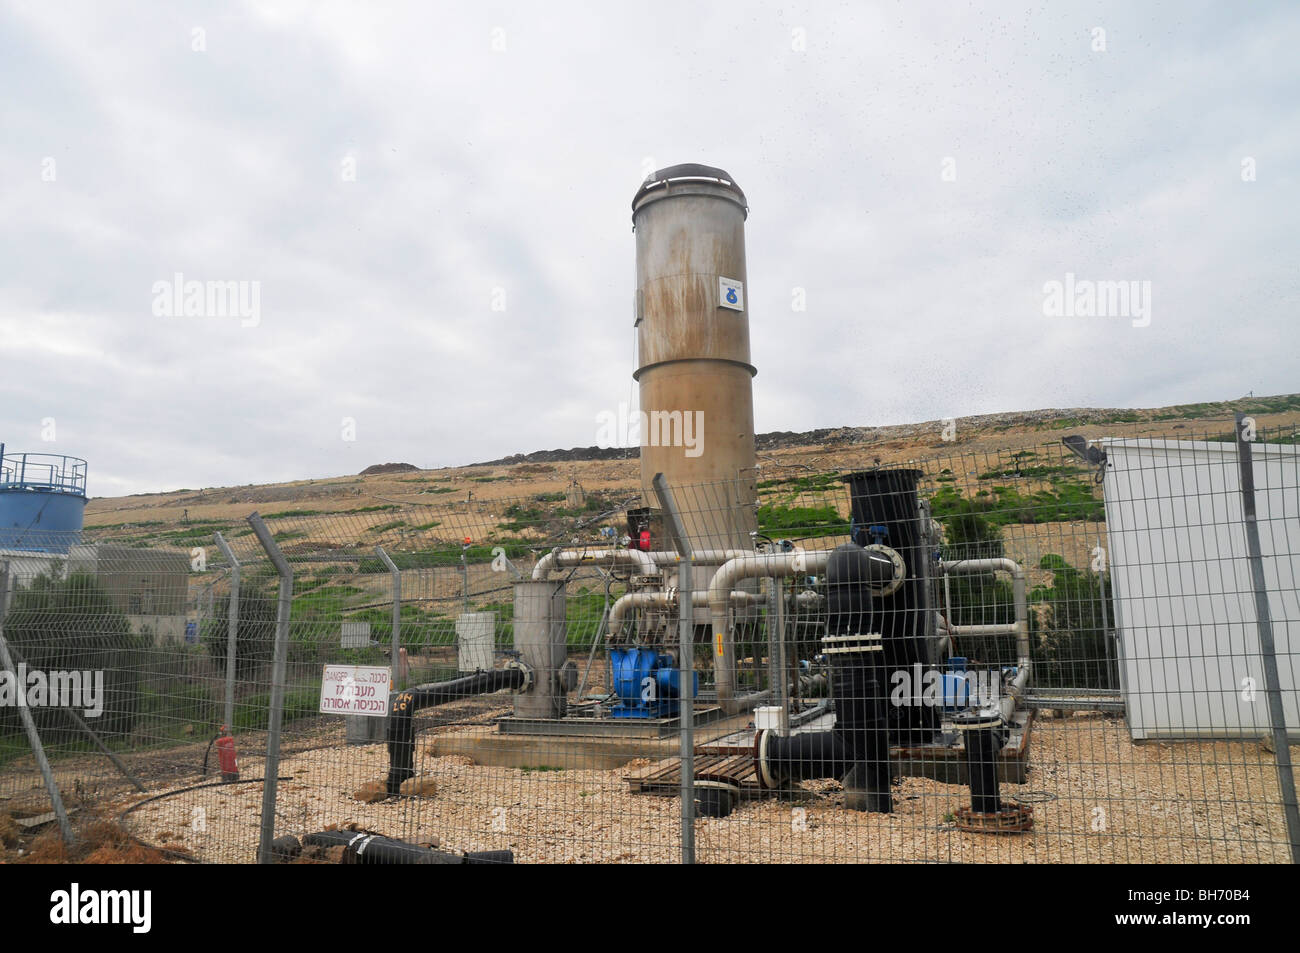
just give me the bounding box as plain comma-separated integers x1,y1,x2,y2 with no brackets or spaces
113,713,1296,864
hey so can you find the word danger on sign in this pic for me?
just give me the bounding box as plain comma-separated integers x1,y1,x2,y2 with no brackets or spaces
319,665,391,717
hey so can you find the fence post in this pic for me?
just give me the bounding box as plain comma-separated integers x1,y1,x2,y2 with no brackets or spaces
652,473,695,865
375,547,402,689
248,513,293,865
1233,412,1300,863
214,532,240,732
0,563,77,845
1096,532,1114,690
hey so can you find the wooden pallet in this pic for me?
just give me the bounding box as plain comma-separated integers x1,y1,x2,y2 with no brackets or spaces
625,753,763,798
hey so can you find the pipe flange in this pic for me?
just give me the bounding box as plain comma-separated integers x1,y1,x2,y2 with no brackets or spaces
953,711,1003,731
820,632,884,656
754,729,780,790
863,544,906,597
503,659,534,694
954,803,1034,834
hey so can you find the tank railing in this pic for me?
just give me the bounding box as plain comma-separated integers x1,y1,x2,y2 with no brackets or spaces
0,452,88,495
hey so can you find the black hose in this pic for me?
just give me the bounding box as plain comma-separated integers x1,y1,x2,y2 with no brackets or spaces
301,830,513,865
386,668,526,794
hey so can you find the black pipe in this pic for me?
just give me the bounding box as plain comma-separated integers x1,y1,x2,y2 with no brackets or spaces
841,469,938,745
956,712,1004,814
830,633,893,813
301,830,513,865
755,545,893,811
758,728,848,784
386,668,526,794
755,653,892,810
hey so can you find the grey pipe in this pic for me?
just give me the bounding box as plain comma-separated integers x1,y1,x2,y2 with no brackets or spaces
709,548,903,714
709,551,828,714
938,558,1030,670
533,547,750,581
607,588,764,629
532,546,656,580
938,558,1031,719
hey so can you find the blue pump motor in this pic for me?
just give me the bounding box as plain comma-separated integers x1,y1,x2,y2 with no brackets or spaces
609,647,697,719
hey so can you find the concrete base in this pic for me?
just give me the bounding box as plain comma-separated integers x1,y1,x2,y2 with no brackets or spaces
427,713,756,771
346,715,388,745
496,706,728,739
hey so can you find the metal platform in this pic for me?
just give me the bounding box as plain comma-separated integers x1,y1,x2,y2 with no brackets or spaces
628,708,1036,792
1027,689,1125,713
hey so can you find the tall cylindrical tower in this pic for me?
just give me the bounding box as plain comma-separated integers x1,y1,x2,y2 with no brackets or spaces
0,447,88,553
631,164,758,557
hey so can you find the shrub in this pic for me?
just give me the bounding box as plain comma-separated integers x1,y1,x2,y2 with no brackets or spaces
1029,554,1115,689
1,571,144,741
202,583,278,679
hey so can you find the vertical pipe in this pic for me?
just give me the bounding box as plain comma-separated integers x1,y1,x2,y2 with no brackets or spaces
1096,533,1113,691
766,577,779,708
1233,413,1300,863
214,532,240,732
0,564,76,845
957,713,1004,814
461,546,469,614
574,572,611,700
248,513,293,865
375,547,401,690
773,576,789,734
943,569,953,632
653,473,695,865
677,553,695,864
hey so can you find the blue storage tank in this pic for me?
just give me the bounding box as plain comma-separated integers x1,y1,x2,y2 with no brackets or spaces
0,445,88,553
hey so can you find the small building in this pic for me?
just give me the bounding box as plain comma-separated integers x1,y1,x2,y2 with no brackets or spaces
0,543,191,645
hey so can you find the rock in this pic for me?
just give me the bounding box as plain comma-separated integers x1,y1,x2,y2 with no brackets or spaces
270,835,301,861
352,781,390,803
399,777,438,798
359,463,420,476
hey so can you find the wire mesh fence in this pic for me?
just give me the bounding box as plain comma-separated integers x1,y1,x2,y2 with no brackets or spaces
1,417,1296,863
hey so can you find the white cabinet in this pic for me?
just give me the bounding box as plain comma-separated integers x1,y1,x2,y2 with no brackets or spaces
1101,438,1299,740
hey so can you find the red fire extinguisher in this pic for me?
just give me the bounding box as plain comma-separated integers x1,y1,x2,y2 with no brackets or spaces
215,725,239,782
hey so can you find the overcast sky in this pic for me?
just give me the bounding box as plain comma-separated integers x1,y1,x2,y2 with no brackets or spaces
1,1,1296,498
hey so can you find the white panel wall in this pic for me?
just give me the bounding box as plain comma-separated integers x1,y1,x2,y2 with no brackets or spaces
1101,438,1299,740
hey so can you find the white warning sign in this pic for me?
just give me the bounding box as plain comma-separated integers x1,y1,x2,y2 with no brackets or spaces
320,664,391,717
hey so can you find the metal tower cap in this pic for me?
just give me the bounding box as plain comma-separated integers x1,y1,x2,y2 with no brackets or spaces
632,163,747,216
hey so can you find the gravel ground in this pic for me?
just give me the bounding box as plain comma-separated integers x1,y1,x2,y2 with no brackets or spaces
122,714,1295,864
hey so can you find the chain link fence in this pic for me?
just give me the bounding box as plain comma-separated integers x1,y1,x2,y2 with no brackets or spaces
2,418,1296,863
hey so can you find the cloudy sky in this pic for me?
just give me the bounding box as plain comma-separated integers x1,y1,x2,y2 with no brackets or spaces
1,1,1296,498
